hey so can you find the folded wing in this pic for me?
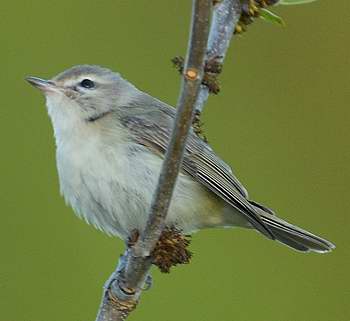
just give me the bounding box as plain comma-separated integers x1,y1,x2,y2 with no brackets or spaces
120,100,274,239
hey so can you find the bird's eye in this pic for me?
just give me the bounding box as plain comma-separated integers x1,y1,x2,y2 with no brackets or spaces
80,79,95,89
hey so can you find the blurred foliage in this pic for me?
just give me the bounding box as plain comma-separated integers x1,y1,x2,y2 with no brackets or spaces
0,1,349,321
279,0,317,5
259,8,285,26
237,0,318,32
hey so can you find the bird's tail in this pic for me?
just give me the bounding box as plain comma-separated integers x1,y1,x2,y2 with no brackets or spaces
251,202,335,253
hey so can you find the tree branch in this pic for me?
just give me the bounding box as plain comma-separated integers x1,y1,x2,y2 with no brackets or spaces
195,0,242,112
95,1,212,320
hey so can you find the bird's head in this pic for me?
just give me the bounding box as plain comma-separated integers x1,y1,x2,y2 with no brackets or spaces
26,65,137,133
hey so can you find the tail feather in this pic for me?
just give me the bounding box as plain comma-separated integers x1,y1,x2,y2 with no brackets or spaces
251,204,335,253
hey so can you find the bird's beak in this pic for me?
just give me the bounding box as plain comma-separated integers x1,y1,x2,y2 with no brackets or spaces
26,76,58,93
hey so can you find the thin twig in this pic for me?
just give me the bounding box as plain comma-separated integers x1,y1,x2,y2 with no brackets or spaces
95,1,212,320
195,0,242,112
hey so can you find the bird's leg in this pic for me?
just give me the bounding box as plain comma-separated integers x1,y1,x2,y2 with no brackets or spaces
100,231,144,315
103,251,128,290
124,229,153,291
102,229,141,292
142,274,153,291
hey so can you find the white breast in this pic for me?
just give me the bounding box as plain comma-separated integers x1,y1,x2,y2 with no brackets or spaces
54,122,227,241
56,123,159,238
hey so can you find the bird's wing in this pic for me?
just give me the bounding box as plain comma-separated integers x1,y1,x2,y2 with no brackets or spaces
120,103,274,239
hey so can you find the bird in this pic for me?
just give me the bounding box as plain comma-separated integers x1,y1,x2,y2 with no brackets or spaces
26,64,335,254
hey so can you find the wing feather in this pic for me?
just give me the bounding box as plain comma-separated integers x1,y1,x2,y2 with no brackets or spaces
119,102,274,239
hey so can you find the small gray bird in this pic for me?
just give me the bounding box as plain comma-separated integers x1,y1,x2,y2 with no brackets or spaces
26,65,335,253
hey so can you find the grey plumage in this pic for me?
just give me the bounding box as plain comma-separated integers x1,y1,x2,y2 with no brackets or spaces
118,96,273,239
26,65,335,253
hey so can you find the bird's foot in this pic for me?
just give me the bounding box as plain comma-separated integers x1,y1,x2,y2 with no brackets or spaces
142,274,153,291
103,251,128,290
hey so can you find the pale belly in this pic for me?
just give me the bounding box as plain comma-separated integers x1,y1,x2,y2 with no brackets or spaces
56,140,230,240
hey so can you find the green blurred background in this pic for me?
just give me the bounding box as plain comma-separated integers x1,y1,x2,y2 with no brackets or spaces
1,1,349,320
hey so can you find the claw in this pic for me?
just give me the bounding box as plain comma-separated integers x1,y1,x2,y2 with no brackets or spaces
142,274,153,291
104,252,128,290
